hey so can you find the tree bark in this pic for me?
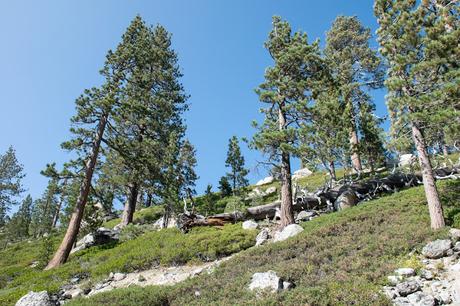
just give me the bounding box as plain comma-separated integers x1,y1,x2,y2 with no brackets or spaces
350,127,362,171
329,160,337,181
278,107,294,227
121,182,139,226
51,178,67,229
45,113,108,270
411,123,445,229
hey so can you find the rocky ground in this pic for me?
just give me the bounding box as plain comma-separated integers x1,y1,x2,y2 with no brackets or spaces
383,228,460,306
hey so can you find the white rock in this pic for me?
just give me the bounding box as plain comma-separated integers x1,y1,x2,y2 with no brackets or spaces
264,186,277,196
16,291,52,306
395,268,416,277
255,228,270,246
63,287,84,299
292,168,313,180
242,220,258,230
113,272,126,281
422,239,452,259
256,176,274,186
388,275,403,285
273,224,304,242
382,286,397,299
450,228,460,242
396,280,421,296
248,271,282,292
450,263,460,273
438,291,452,304
295,211,317,222
399,154,416,167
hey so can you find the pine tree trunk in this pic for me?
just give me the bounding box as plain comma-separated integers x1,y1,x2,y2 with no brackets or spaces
45,113,108,270
350,127,362,171
329,160,337,181
121,182,139,226
278,107,294,227
411,123,445,229
145,193,152,208
51,179,67,229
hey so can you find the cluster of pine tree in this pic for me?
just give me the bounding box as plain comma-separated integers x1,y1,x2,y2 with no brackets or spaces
253,2,458,229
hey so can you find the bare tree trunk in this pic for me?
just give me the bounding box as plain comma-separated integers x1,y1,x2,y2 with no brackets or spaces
278,107,294,227
51,178,68,229
350,127,362,172
121,182,139,226
45,113,108,270
145,193,152,208
412,123,445,229
329,160,337,181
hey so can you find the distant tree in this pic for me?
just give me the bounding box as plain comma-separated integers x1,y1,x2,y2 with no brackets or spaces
324,16,385,172
202,184,217,216
225,136,249,195
0,146,25,227
7,195,33,240
30,179,60,237
253,16,323,227
218,176,232,198
375,0,459,229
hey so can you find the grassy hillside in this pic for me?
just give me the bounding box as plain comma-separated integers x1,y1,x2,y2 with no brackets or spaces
0,224,256,305
69,180,459,306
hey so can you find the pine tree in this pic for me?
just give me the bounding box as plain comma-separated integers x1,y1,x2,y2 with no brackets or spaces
30,179,60,237
374,0,459,229
0,146,25,227
218,176,232,198
253,16,323,227
324,16,385,172
7,195,33,240
202,184,216,216
225,136,249,195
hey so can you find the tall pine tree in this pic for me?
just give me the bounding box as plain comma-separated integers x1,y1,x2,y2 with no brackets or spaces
225,136,249,195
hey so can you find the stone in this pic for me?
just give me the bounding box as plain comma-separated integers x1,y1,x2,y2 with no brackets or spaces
273,224,304,242
63,288,84,299
282,281,294,290
438,291,452,304
248,271,282,292
393,297,411,306
16,291,52,306
382,286,397,299
454,242,460,252
396,280,421,296
255,228,270,246
153,216,178,230
420,269,434,280
256,176,274,186
334,190,359,211
292,168,313,180
399,154,416,167
422,240,452,259
295,211,317,222
71,227,119,254
242,220,258,230
395,268,416,277
388,275,403,286
450,262,460,273
264,186,277,196
450,228,460,242
112,272,126,281
406,292,435,306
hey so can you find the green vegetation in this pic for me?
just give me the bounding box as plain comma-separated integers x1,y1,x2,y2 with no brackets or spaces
0,223,256,305
69,181,457,306
103,205,165,229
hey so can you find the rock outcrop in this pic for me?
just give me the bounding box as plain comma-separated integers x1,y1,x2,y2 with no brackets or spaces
16,291,52,306
70,227,119,254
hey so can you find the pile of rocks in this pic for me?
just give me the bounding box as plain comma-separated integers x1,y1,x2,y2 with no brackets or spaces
70,227,120,254
383,228,460,305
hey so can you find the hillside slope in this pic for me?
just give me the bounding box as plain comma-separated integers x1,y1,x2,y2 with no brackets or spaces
67,180,459,306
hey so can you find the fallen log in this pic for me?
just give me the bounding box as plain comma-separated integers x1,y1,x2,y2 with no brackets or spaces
179,166,459,231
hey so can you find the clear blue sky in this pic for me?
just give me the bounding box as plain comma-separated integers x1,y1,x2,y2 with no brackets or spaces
0,0,387,204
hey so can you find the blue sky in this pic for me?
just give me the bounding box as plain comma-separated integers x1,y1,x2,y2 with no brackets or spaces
0,0,387,204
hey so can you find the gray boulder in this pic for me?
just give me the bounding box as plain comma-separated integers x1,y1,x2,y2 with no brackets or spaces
422,239,452,259
292,168,313,180
295,211,317,222
273,224,304,242
396,280,421,296
248,271,282,292
71,227,119,254
256,176,274,186
450,228,460,242
406,292,435,306
334,190,359,211
255,228,270,246
264,186,277,196
399,154,416,167
16,291,52,306
395,268,416,277
242,220,258,230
